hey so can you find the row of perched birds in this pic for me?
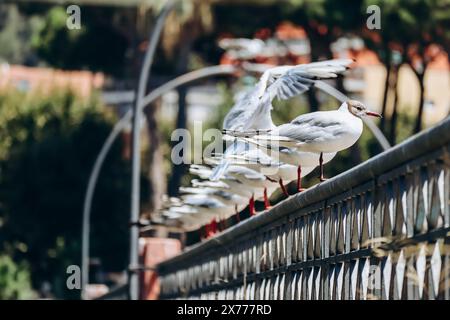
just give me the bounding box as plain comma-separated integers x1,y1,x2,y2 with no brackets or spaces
154,58,381,239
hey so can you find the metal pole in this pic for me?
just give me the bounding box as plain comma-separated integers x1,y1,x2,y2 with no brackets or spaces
129,1,175,300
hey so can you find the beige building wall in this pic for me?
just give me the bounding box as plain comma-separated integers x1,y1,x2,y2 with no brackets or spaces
362,64,449,128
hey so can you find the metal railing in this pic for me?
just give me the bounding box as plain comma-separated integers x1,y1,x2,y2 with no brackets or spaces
157,117,450,300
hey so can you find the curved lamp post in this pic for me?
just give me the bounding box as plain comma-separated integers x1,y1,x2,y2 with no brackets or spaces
128,0,177,300
81,0,175,300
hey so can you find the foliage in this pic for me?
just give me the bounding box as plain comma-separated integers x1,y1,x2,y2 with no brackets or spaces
0,89,146,298
0,4,44,65
0,255,35,300
30,6,129,76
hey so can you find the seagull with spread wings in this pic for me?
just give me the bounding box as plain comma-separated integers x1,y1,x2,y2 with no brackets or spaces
210,59,354,184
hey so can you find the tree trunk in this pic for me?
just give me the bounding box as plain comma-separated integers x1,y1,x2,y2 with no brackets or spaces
414,72,425,133
307,89,319,112
408,49,428,134
389,67,400,145
168,86,188,197
167,26,194,196
143,99,166,215
304,27,333,112
380,63,391,133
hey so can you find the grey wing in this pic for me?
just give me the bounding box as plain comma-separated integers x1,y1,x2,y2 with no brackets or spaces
266,71,313,101
223,87,259,130
266,59,353,101
294,59,353,77
277,112,346,144
228,166,265,180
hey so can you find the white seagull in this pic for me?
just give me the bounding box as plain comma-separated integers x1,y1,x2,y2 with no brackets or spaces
180,186,248,217
226,165,278,211
211,58,353,181
214,147,315,194
247,100,382,180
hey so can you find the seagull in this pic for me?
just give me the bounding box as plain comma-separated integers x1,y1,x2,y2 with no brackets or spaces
190,160,277,214
246,100,382,180
211,58,353,181
189,164,215,180
160,205,204,230
212,147,313,194
190,178,255,217
180,186,247,220
182,195,235,237
240,139,336,187
226,165,278,211
218,38,266,60
180,187,248,209
223,150,315,195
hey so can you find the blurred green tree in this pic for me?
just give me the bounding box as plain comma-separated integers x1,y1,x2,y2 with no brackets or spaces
0,90,148,298
31,6,129,76
0,255,35,300
0,4,44,65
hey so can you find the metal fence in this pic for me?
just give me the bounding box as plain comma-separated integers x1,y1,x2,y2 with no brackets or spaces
157,117,450,300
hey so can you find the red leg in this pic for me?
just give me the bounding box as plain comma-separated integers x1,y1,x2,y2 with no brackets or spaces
249,195,256,216
263,187,271,210
279,179,289,197
208,219,215,236
235,204,240,222
319,152,327,182
213,219,217,234
297,166,307,193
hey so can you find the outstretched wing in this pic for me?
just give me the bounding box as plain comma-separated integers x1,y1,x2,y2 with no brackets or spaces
266,59,353,101
215,59,353,180
234,59,353,131
222,86,259,130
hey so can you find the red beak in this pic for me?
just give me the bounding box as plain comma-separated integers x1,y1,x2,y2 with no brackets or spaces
366,111,382,118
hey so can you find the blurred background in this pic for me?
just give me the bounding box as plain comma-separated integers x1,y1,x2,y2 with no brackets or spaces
0,0,448,299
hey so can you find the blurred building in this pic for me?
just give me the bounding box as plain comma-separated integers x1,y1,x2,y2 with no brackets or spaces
160,85,223,123
0,63,104,97
139,237,181,300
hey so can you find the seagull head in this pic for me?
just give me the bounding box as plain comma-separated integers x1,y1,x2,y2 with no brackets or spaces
344,100,382,119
